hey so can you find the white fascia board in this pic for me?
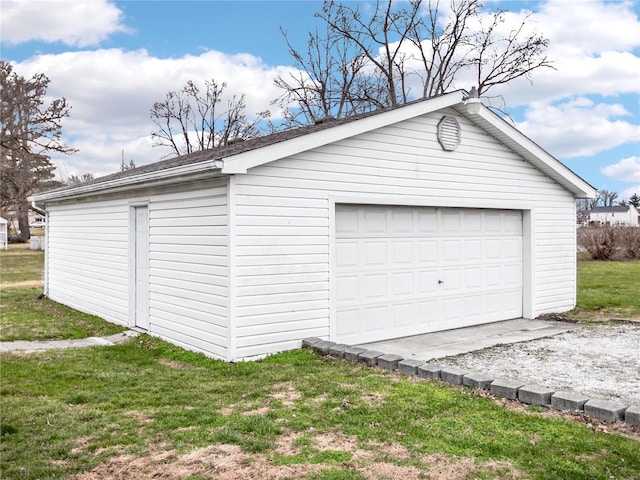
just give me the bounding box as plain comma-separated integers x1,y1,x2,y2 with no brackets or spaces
466,106,598,199
221,91,466,174
30,159,224,203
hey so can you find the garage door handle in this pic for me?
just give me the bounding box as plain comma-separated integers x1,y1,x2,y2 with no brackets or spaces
438,280,444,284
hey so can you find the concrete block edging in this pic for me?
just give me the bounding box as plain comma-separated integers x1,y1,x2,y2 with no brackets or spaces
301,337,638,426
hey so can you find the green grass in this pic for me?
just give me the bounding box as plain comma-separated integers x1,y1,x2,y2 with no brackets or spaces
1,247,639,477
571,260,640,320
1,340,638,479
0,243,44,284
0,244,126,341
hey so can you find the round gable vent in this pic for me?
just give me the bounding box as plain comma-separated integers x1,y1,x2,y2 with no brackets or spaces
437,115,461,151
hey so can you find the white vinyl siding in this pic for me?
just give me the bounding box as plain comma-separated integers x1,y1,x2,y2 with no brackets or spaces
45,179,230,360
148,179,229,359
47,201,130,324
231,110,577,359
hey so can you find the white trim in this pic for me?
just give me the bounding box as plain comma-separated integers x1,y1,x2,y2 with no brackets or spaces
329,193,534,211
221,92,465,174
522,209,535,319
462,106,598,199
31,160,223,203
128,200,150,329
227,176,238,361
328,195,337,342
328,195,535,341
43,211,49,294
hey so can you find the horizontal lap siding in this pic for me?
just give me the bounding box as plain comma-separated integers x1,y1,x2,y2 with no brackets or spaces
148,179,229,360
46,200,130,324
232,111,577,359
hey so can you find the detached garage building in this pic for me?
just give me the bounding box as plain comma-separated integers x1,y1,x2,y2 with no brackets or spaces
31,91,596,361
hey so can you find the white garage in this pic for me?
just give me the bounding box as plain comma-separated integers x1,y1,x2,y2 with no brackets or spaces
31,90,597,361
335,205,523,344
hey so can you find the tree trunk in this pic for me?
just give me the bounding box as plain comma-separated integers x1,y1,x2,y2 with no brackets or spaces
17,200,31,241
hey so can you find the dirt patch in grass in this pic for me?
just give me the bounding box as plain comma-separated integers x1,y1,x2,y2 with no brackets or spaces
419,453,526,480
70,438,529,480
361,391,386,407
71,444,326,480
244,406,273,416
157,359,195,370
1,280,43,288
269,382,301,407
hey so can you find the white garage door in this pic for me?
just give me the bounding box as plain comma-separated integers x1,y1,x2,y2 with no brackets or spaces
335,205,523,344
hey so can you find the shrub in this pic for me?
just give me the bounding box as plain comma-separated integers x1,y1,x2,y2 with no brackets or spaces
577,226,640,260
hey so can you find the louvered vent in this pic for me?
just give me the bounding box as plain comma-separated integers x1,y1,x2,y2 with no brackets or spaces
437,116,461,151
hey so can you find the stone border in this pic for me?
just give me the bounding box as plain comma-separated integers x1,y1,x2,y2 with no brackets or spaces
301,337,640,426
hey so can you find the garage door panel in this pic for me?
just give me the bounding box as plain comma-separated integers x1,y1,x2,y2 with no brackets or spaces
363,208,387,234
392,272,413,296
337,241,358,268
505,211,523,234
417,210,438,233
463,210,483,232
417,270,439,294
392,303,414,328
503,237,522,259
336,275,359,303
335,205,523,344
464,267,483,288
364,241,387,266
364,273,387,299
336,308,358,337
391,210,413,233
418,240,438,263
393,241,413,264
364,305,387,331
441,239,461,261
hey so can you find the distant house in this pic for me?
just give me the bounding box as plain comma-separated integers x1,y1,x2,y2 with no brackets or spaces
0,217,8,249
30,91,597,361
589,205,639,227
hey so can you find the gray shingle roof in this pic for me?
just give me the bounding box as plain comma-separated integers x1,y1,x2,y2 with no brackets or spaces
590,206,631,213
42,98,436,196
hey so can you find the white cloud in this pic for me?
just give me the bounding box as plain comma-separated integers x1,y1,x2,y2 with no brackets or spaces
516,98,640,158
13,49,293,177
537,0,640,54
1,0,128,47
621,185,640,201
602,156,640,182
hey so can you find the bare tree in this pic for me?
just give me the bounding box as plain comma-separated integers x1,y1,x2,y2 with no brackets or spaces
599,189,619,207
0,61,75,240
277,0,553,121
273,26,376,127
588,194,601,210
151,79,268,157
66,173,94,185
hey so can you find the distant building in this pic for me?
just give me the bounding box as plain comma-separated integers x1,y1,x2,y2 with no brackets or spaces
588,205,639,227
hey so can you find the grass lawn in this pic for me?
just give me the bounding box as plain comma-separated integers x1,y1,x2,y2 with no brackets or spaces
1,249,639,478
570,260,640,320
1,338,639,479
0,244,126,341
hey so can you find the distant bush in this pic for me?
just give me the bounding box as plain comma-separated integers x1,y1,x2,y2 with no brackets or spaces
578,226,640,260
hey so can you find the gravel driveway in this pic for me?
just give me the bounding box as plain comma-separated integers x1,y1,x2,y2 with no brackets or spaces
441,323,640,406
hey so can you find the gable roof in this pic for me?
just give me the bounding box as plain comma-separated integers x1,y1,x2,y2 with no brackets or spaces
31,90,597,203
590,206,634,213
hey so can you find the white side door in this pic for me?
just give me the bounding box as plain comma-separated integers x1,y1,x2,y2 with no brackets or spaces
134,206,150,330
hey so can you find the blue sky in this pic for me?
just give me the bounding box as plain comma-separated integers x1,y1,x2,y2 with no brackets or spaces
1,0,639,200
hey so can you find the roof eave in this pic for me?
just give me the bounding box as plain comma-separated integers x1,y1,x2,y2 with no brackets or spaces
455,104,598,199
30,159,224,204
